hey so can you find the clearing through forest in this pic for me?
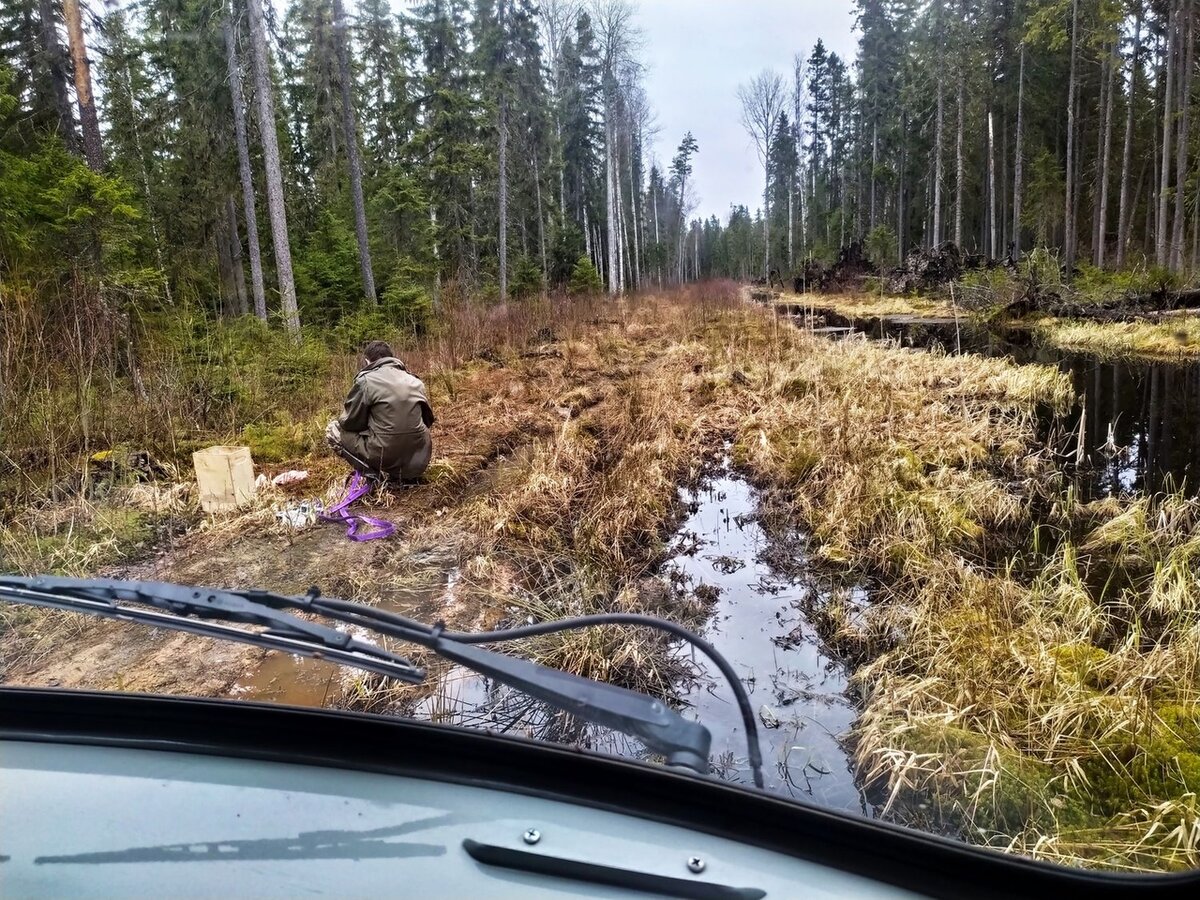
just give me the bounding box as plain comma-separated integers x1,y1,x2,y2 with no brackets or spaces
4,283,1200,871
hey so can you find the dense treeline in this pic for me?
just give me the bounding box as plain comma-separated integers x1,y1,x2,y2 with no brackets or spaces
0,0,710,342
699,0,1200,283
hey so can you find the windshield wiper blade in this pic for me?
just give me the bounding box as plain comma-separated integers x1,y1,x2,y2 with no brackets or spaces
0,576,718,780
0,576,424,684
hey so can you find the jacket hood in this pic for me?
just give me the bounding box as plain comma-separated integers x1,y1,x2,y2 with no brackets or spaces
361,356,408,374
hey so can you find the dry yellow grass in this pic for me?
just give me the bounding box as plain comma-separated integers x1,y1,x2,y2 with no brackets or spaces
1036,316,1200,361
773,290,958,320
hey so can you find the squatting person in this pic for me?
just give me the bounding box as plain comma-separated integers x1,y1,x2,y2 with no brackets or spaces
326,340,435,482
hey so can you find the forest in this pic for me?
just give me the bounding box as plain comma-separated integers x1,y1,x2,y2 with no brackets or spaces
711,0,1200,284
7,0,1198,343
1,0,703,339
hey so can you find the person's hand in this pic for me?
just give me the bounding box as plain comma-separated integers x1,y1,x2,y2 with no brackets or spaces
325,419,339,442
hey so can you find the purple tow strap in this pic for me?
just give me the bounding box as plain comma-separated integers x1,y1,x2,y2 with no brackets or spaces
319,472,397,541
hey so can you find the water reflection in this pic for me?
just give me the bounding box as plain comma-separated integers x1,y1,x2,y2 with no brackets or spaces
806,312,1200,499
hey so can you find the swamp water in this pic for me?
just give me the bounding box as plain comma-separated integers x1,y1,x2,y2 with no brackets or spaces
804,310,1200,500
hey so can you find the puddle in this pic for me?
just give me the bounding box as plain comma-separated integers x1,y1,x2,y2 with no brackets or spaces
798,309,1200,499
229,452,872,813
667,473,869,812
396,464,872,814
231,575,454,706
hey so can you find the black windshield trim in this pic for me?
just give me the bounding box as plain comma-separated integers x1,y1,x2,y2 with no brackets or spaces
0,687,1195,899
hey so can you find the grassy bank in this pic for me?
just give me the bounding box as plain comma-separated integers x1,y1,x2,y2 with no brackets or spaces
769,288,1200,362
710,310,1199,870
1034,316,1200,361
774,290,957,320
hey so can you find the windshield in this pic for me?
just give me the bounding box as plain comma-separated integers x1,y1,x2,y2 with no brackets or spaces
2,0,1198,880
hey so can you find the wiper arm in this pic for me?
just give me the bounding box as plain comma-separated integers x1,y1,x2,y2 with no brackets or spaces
429,630,710,774
0,576,424,684
0,576,748,783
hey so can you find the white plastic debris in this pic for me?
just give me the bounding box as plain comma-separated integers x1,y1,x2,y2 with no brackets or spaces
272,469,309,486
274,499,324,529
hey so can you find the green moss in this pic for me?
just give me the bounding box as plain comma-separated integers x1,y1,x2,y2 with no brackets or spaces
889,722,1064,833
1079,710,1200,815
242,419,320,464
784,443,820,480
1049,642,1113,690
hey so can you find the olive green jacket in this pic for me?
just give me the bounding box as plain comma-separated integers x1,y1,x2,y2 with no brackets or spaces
336,357,434,479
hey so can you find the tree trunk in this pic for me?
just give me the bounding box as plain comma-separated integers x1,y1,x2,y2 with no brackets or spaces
498,94,509,299
628,136,640,289
62,0,102,171
677,172,687,283
1157,1,1178,267
870,117,878,232
38,0,77,152
762,178,770,275
933,66,945,246
224,17,267,321
215,212,235,317
227,196,249,316
1118,10,1144,266
954,59,965,247
534,152,547,279
1096,40,1117,267
1063,0,1080,270
787,177,794,267
988,109,997,259
1172,0,1195,270
333,0,377,305
247,0,300,335
615,135,627,290
1012,44,1026,258
605,112,619,295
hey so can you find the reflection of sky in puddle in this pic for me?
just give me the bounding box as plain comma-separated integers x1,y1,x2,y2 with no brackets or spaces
407,465,872,817
666,474,869,814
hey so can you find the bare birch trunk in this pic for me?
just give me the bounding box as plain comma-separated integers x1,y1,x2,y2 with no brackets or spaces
763,181,770,275
1117,11,1144,266
605,113,619,295
1172,0,1195,270
224,17,267,320
628,137,640,289
247,0,300,334
63,0,102,171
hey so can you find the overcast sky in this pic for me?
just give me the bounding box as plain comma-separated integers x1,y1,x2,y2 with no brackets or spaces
637,1,857,223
